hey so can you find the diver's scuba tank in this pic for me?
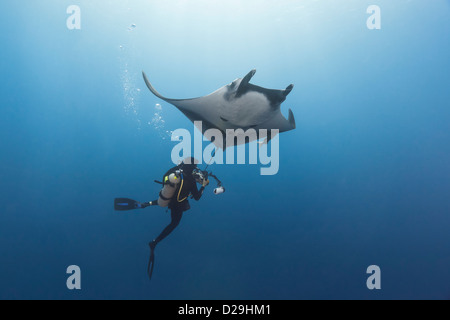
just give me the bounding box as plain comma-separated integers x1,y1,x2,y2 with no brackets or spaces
158,170,182,207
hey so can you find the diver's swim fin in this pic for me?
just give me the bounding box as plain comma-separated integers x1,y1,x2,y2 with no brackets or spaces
148,244,155,281
114,198,142,211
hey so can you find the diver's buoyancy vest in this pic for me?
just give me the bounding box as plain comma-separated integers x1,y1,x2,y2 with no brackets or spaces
157,173,182,207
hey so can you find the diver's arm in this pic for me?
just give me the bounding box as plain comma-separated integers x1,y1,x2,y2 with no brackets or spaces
193,177,210,200
191,183,205,201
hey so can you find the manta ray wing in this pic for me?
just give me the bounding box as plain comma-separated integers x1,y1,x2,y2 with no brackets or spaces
143,72,227,148
143,72,224,124
257,108,296,133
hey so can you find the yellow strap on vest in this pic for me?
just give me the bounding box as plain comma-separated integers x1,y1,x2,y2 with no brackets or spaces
177,174,188,203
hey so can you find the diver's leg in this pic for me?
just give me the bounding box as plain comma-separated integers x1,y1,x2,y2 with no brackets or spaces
141,199,159,208
151,208,183,248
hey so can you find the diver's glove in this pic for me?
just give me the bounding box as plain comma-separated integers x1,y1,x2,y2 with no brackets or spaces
202,179,210,187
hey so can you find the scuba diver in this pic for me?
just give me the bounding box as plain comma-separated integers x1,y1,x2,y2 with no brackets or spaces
147,158,210,250
114,157,225,280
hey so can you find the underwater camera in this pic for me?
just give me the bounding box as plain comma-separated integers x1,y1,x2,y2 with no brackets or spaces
193,169,225,195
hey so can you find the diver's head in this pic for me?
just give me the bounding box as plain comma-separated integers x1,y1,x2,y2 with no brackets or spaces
179,157,199,174
182,157,199,166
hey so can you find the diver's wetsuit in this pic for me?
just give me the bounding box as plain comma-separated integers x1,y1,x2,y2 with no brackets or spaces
149,164,205,246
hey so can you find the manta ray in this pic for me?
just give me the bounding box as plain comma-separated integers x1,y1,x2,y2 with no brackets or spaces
142,69,296,149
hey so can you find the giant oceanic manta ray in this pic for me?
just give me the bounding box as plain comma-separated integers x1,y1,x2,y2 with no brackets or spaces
142,70,296,149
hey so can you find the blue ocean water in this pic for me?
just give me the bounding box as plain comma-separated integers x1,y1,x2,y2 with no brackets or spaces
0,0,449,300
